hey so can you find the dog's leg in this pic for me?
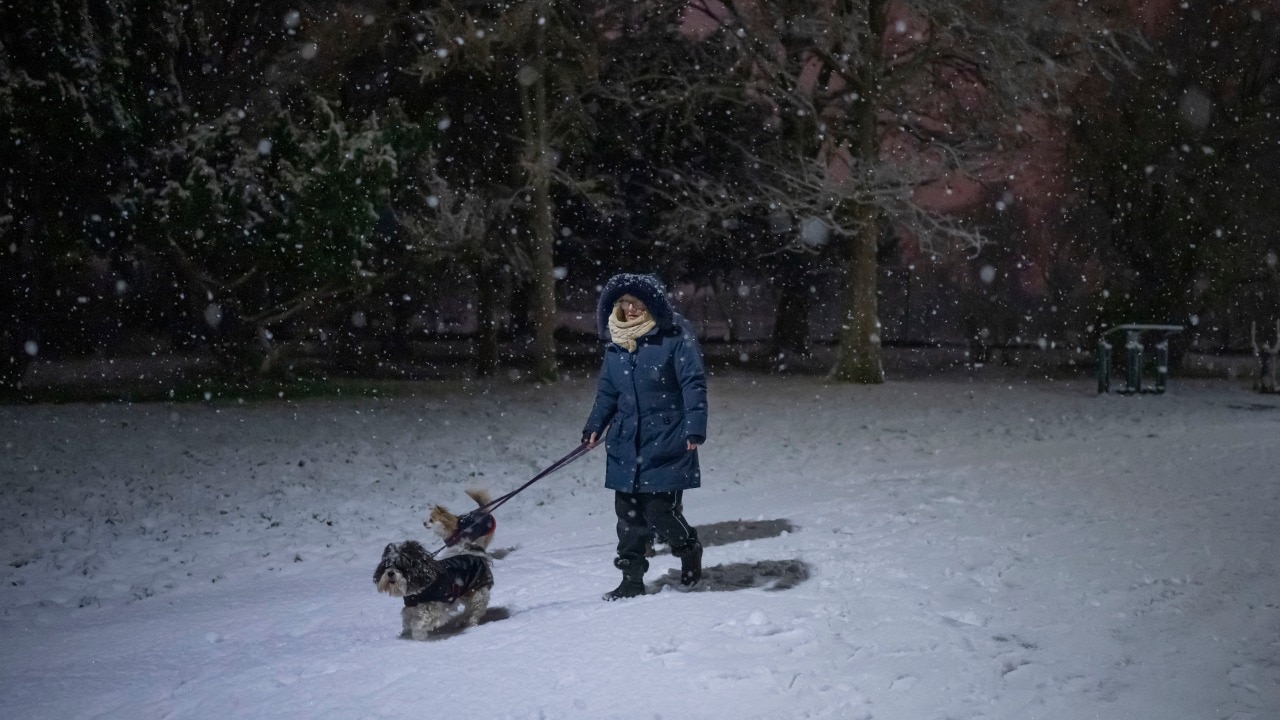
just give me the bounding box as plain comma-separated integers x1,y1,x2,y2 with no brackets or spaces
403,605,437,640
400,606,416,639
457,587,491,627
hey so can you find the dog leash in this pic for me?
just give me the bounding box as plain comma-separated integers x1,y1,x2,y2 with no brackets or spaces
482,440,595,513
436,440,596,552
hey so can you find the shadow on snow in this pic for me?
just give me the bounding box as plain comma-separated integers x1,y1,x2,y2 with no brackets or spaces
650,558,811,594
651,518,809,593
695,518,798,548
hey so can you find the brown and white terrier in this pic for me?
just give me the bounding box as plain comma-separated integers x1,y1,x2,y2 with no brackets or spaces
424,488,496,551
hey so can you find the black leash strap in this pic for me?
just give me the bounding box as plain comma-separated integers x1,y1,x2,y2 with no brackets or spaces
481,440,594,513
436,441,595,552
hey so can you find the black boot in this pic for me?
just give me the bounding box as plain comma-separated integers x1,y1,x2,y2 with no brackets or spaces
602,575,645,601
677,541,703,586
603,557,646,601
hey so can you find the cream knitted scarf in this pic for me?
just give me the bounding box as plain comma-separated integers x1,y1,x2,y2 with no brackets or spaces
607,305,655,352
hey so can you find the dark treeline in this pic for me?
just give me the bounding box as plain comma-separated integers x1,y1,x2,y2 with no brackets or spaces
3,0,1278,389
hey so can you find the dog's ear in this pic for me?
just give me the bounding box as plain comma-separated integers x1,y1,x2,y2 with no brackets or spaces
392,541,439,590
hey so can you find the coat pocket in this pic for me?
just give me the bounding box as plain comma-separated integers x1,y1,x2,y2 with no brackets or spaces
640,410,684,464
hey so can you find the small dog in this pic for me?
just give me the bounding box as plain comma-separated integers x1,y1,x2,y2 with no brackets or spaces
425,488,496,551
373,540,493,640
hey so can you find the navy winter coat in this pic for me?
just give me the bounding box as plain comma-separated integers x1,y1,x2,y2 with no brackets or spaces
582,274,708,493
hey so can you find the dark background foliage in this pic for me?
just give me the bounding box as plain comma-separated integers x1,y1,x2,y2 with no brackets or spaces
2,0,1277,392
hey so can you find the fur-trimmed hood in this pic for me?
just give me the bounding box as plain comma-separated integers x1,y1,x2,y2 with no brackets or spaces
594,273,674,339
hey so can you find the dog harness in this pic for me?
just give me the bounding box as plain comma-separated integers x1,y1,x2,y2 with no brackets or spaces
444,509,497,548
403,555,493,607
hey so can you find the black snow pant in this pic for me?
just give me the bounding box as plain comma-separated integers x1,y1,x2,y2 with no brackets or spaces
614,490,699,575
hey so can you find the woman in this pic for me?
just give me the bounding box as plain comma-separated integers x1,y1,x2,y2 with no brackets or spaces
581,273,707,600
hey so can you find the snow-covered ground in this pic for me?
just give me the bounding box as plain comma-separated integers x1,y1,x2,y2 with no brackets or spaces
2,370,1277,720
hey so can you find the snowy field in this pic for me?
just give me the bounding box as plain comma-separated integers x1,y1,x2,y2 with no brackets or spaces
2,370,1278,720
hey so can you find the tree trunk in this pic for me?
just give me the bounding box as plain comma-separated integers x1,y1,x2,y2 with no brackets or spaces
522,6,558,383
724,274,741,344
769,262,812,365
1,232,34,391
828,0,887,384
0,322,31,391
474,264,500,377
829,202,884,383
208,309,280,382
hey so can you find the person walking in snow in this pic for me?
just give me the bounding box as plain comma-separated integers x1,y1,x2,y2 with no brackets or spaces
582,273,707,600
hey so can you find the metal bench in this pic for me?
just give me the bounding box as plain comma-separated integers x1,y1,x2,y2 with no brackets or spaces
1097,324,1184,394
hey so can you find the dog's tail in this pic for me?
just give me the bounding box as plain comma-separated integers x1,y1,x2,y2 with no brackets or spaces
466,488,493,509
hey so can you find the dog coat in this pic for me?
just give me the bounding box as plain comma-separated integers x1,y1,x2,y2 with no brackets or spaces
403,554,493,607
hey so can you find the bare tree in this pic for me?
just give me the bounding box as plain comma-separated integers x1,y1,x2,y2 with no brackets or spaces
402,158,531,376
408,0,615,382
679,0,1124,381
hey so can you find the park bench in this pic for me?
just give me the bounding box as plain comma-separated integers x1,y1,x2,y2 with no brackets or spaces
1096,324,1184,395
